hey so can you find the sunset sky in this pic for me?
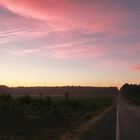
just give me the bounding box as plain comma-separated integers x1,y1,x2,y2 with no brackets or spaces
0,0,140,87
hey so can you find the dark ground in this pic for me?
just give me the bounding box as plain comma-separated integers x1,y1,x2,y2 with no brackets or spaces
0,95,113,140
83,108,116,140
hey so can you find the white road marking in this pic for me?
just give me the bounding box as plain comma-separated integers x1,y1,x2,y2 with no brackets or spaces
116,100,120,140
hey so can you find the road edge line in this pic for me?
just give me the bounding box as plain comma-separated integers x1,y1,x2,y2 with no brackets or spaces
116,101,120,140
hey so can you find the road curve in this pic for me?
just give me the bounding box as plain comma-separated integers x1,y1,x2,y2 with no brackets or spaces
118,96,140,140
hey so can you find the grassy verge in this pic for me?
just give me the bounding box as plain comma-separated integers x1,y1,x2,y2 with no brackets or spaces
0,94,113,140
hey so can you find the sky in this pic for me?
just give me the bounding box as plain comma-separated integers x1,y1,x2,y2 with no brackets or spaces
0,0,140,88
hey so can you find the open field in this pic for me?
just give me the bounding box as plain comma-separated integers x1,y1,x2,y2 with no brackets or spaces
0,86,118,98
0,94,113,140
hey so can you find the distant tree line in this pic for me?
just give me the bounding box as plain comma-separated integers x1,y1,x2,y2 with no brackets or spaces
0,85,9,94
0,85,118,97
120,83,140,97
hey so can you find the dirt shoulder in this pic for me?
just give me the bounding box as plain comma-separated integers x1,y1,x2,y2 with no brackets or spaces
59,106,114,140
84,107,116,140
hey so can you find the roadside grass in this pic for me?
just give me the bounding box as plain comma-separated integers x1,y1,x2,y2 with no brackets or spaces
127,95,140,106
0,94,113,140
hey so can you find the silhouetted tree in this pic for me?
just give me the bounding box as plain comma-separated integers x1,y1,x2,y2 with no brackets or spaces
64,92,69,99
46,95,52,106
120,83,140,97
39,92,42,100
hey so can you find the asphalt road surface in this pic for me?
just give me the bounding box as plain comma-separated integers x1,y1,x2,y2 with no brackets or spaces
118,96,140,140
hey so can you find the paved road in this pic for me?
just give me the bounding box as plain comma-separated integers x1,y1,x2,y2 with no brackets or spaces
118,96,140,140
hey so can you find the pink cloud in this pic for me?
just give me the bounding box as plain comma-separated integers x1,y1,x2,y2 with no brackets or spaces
130,65,140,72
0,0,140,72
0,0,139,45
0,0,136,35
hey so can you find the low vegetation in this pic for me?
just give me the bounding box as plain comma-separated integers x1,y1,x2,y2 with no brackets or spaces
0,94,113,140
